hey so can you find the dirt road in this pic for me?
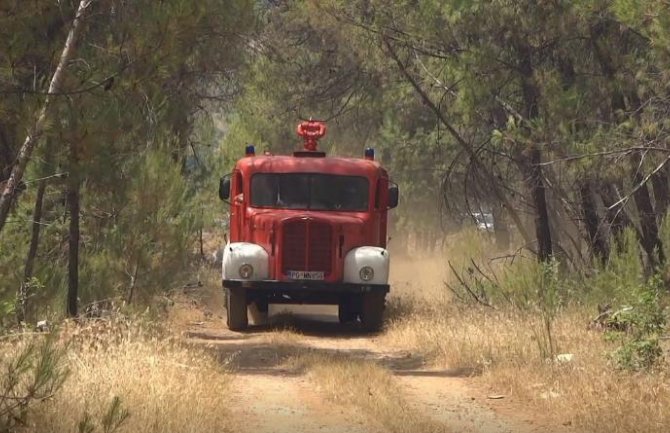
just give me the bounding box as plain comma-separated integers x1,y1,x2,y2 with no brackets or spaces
179,301,570,433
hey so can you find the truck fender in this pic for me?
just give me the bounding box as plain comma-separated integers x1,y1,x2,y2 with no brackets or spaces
222,242,269,281
343,246,390,285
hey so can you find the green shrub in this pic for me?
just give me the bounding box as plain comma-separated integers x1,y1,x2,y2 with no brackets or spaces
608,275,667,371
0,336,69,432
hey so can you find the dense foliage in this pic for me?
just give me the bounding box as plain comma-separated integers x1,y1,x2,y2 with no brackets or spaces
2,0,670,324
0,0,254,322
225,0,670,267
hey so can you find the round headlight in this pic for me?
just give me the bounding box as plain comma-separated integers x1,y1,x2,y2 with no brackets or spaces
359,266,374,282
239,263,254,279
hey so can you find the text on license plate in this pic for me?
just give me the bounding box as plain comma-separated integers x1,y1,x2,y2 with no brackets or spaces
286,270,324,280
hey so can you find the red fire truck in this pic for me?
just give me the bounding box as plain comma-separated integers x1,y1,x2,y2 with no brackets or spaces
218,120,398,331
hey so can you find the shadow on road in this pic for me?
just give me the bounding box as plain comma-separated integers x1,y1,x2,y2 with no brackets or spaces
184,307,478,380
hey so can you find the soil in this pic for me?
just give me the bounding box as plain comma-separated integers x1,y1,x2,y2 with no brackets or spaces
175,294,574,433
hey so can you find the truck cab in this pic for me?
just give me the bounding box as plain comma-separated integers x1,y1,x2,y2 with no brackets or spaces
219,120,398,331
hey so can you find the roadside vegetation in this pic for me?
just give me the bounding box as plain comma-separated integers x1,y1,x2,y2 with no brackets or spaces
1,319,232,433
384,229,670,433
3,1,670,432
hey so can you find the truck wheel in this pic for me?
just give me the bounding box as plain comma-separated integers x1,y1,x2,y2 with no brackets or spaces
226,288,248,331
338,303,357,324
360,291,385,332
248,299,269,326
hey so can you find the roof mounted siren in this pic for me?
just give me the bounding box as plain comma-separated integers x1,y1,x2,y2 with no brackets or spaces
295,119,327,157
245,144,255,157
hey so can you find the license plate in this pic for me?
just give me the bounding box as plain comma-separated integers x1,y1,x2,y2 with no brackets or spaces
286,270,324,280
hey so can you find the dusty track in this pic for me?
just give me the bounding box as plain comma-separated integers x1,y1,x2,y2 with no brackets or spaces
178,301,571,433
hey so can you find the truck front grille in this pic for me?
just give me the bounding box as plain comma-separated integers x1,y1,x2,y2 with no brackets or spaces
281,219,333,276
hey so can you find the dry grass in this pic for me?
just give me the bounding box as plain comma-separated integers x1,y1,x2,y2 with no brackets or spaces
384,235,670,433
291,352,450,433
4,320,233,433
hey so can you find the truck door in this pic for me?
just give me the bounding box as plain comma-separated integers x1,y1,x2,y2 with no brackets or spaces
375,176,389,248
230,170,244,241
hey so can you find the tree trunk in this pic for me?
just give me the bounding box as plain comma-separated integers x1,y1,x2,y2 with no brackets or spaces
651,165,670,223
492,204,510,251
600,183,638,246
525,147,553,261
66,177,80,318
631,152,665,267
66,129,82,318
580,179,609,261
0,0,91,234
517,41,552,262
16,180,47,324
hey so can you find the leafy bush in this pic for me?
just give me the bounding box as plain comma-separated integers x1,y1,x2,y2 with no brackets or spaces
608,276,667,371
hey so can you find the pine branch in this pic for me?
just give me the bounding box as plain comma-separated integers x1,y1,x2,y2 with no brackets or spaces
0,0,93,234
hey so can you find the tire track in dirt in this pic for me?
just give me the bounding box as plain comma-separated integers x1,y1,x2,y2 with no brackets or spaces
179,303,571,433
228,373,376,433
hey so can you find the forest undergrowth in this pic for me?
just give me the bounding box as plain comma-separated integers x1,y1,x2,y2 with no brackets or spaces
0,318,232,433
384,229,670,433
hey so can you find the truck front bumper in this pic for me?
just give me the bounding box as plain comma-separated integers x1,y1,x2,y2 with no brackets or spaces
222,279,389,304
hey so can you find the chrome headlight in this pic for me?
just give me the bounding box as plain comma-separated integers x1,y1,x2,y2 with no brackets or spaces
359,266,374,282
239,263,254,279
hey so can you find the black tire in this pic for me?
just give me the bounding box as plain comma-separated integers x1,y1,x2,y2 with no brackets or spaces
360,291,385,332
338,303,357,324
248,299,269,326
226,288,248,331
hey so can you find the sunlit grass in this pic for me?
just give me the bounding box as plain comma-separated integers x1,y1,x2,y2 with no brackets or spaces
384,231,670,433
3,320,233,433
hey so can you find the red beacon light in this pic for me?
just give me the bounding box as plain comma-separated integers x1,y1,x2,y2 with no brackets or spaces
296,119,327,151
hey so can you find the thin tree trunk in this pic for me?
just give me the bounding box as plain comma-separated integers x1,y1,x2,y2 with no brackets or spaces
66,177,80,317
580,179,609,261
526,147,553,261
16,180,47,324
126,261,139,305
517,41,552,262
492,203,510,251
631,152,664,267
600,183,638,246
0,0,91,234
651,165,670,223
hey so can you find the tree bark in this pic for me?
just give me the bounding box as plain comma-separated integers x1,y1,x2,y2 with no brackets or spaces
66,177,80,318
517,41,553,262
651,165,670,223
600,183,638,245
580,179,609,261
525,147,553,261
0,0,91,235
631,151,665,267
16,180,47,324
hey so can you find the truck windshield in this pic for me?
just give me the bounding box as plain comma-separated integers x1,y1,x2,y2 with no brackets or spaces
251,173,369,211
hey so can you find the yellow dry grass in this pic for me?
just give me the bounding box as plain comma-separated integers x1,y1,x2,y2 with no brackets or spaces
383,232,670,433
5,320,233,433
291,352,450,433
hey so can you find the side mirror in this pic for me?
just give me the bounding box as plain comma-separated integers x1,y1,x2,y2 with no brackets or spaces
388,183,399,209
219,174,231,201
